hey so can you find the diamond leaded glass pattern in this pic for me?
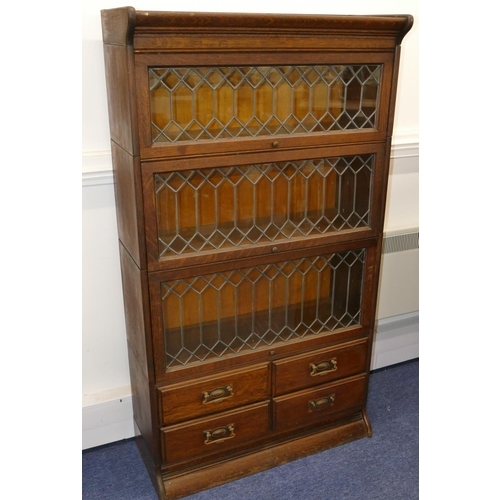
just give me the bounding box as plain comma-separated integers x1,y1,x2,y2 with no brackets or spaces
162,249,365,369
155,155,373,257
149,65,381,143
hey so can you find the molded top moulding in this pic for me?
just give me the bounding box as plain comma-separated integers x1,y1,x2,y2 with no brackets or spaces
101,7,413,50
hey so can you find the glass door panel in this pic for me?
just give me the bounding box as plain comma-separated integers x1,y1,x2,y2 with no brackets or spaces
149,65,382,143
161,249,365,369
155,154,373,257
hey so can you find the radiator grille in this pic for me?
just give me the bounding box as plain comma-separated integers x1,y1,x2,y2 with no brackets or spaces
382,232,419,254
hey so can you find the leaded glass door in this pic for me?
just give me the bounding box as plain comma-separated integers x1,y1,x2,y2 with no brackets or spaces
149,241,377,378
149,64,382,143
142,143,384,266
134,54,395,155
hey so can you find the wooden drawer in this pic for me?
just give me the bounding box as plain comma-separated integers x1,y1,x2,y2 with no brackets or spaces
161,401,270,466
274,339,368,396
158,363,270,425
274,374,366,434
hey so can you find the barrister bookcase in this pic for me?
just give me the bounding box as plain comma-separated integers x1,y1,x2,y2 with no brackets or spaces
100,8,412,499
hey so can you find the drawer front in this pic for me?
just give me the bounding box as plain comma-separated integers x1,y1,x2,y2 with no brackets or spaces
161,401,270,465
274,374,366,434
158,364,270,425
274,339,368,396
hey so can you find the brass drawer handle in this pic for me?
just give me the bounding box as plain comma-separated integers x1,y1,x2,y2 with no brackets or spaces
308,394,336,412
309,357,338,376
202,385,234,405
204,424,235,445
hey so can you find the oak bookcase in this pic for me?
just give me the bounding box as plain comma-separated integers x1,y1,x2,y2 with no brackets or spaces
101,8,412,498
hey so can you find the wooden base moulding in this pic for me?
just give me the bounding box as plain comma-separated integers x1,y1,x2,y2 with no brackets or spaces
159,413,371,500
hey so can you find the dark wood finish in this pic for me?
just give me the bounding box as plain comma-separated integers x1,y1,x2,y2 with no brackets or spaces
114,148,147,269
101,7,412,499
133,52,395,158
158,363,270,425
141,142,386,272
273,338,368,396
160,401,271,466
119,244,157,456
161,414,369,500
274,374,366,433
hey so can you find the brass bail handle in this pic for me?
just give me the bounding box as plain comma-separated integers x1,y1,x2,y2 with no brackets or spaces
310,357,338,377
308,394,336,412
204,424,235,445
202,385,234,405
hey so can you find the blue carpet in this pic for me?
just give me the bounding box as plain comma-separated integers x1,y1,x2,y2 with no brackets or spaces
83,359,418,500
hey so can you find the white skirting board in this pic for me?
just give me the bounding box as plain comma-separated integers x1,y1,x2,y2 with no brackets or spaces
372,312,419,370
82,311,419,450
82,397,135,450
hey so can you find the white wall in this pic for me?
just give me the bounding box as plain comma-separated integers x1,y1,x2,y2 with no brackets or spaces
82,0,419,447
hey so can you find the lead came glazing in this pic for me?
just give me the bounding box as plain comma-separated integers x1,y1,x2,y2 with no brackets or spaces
161,250,365,369
149,65,381,143
155,155,373,257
